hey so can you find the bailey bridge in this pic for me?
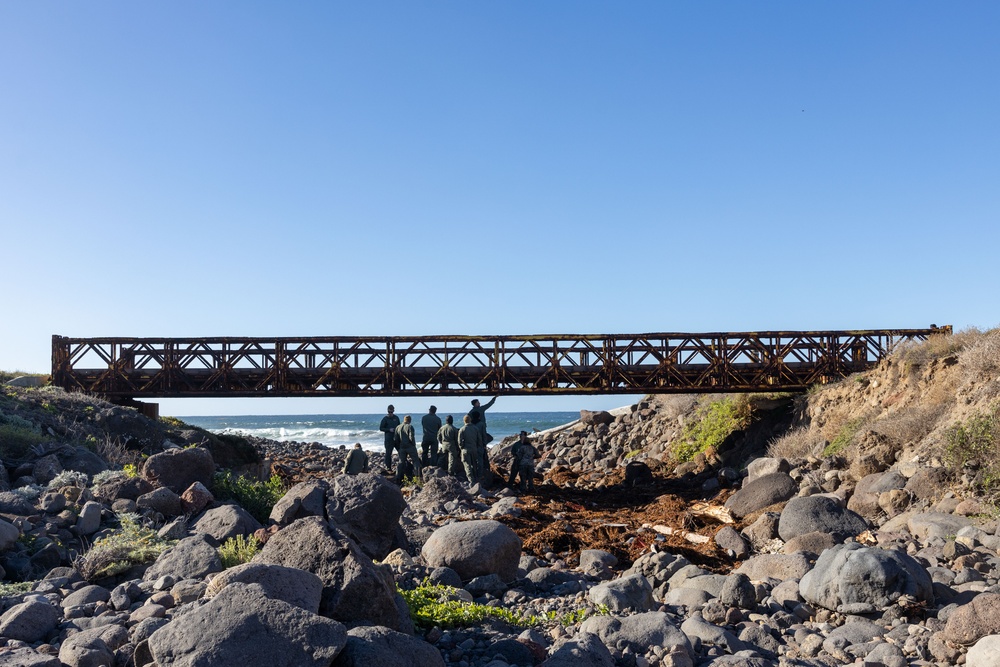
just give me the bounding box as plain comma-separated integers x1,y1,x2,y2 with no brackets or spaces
52,327,949,416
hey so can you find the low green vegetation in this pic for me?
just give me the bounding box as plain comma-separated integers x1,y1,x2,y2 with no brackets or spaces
672,396,753,462
822,417,866,457
218,534,261,568
0,581,36,598
212,472,286,524
0,408,48,460
944,404,1000,498
74,513,175,581
400,581,607,630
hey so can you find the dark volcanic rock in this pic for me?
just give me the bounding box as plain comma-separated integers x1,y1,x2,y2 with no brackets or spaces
724,473,797,520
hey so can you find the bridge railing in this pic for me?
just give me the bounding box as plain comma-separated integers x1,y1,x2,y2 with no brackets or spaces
51,327,950,399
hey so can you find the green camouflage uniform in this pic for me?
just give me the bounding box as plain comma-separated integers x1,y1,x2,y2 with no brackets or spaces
420,412,442,466
379,413,400,469
342,448,369,475
394,422,421,481
458,422,483,483
437,422,461,476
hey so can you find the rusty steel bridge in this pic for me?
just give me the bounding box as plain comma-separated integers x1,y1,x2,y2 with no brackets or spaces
52,327,949,403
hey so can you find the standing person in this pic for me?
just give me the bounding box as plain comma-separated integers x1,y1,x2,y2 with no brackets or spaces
437,415,461,476
458,414,483,484
507,430,528,488
342,443,369,475
469,396,498,442
517,436,538,493
394,415,422,482
378,405,401,472
420,405,442,467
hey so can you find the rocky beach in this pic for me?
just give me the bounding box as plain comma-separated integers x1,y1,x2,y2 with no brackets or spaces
1,329,999,667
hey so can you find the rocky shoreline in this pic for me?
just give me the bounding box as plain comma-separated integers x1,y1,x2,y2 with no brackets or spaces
1,329,1000,667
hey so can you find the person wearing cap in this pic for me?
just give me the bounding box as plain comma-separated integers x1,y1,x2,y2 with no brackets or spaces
343,442,369,475
507,430,529,488
378,405,401,471
420,405,442,467
437,415,461,476
394,415,422,482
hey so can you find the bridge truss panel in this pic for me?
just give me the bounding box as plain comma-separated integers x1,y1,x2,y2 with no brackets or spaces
51,327,950,400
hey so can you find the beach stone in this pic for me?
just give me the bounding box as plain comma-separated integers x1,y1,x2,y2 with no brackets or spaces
580,611,692,657
579,549,618,578
32,454,63,485
735,553,812,582
968,634,1000,667
427,566,463,589
745,457,789,484
719,573,756,609
822,619,884,655
331,625,445,667
907,512,971,541
148,582,346,667
848,471,906,519
205,562,323,613
254,516,407,630
0,600,61,642
714,526,749,559
905,466,950,500
270,481,327,525
0,648,60,667
540,632,615,667
724,473,797,520
62,584,111,608
799,542,933,613
782,530,837,556
136,487,183,517
680,614,745,653
664,587,711,608
141,446,216,494
943,593,1000,645
179,481,214,514
421,519,522,582
327,473,407,560
588,572,654,612
192,503,263,543
777,495,868,542
0,491,34,515
75,500,103,535
0,518,20,551
58,624,128,667
741,513,780,549
143,533,223,582
94,476,154,503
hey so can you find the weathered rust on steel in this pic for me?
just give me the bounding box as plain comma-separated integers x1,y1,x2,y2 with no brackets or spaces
51,327,952,400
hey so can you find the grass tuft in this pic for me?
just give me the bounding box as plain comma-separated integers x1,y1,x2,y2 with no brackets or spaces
212,472,286,524
218,534,261,568
74,513,175,581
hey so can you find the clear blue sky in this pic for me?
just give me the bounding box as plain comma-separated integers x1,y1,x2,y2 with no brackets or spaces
2,2,997,416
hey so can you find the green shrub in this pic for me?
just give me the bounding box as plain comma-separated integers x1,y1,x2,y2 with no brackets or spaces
74,513,175,581
212,472,286,524
0,423,47,460
945,405,1000,497
672,396,752,462
218,534,261,568
823,417,866,457
400,582,537,629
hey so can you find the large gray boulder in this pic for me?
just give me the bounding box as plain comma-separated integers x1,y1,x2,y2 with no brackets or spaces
254,517,407,630
968,635,1000,667
587,573,654,612
331,625,446,667
205,562,324,613
421,520,522,582
0,648,60,667
799,542,933,614
724,473,797,520
137,487,183,517
141,447,216,494
326,473,406,560
192,503,264,543
580,611,692,657
777,495,868,542
0,600,61,642
848,471,907,519
735,553,812,582
540,633,614,667
58,624,128,667
148,583,346,667
143,534,223,582
270,481,328,525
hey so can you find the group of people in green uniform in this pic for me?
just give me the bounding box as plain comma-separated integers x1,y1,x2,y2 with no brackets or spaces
376,397,504,485
341,397,539,491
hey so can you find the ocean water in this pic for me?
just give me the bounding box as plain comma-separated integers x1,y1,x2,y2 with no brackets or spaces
178,411,579,451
